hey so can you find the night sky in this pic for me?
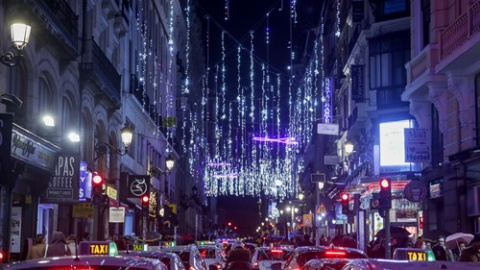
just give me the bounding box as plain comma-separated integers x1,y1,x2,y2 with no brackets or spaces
196,0,322,236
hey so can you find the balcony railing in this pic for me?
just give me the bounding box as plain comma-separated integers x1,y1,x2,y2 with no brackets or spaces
376,86,409,109
25,0,79,58
81,39,121,107
441,1,480,59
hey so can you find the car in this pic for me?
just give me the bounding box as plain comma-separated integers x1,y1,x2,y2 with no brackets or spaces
341,258,480,270
197,244,226,269
251,246,293,270
119,250,186,270
4,255,167,270
150,244,208,270
282,246,367,270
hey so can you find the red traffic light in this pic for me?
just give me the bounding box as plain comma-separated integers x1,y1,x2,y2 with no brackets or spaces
227,222,232,226
380,178,390,188
341,193,349,201
92,174,103,185
141,195,149,204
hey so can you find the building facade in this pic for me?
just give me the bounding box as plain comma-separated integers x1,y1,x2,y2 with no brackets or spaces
0,0,205,262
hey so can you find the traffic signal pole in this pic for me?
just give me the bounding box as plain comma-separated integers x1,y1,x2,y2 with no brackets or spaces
385,209,391,259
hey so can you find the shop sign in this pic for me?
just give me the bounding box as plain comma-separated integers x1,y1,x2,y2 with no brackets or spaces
351,65,364,101
404,181,427,202
429,181,442,198
72,202,94,218
107,186,118,200
395,209,417,222
78,161,90,201
404,128,431,162
46,153,80,202
11,126,59,171
317,123,339,136
10,206,22,253
127,175,150,198
109,207,125,223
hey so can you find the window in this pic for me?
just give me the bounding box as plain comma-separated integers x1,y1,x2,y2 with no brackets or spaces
431,104,443,166
369,31,410,108
38,78,52,118
421,0,431,47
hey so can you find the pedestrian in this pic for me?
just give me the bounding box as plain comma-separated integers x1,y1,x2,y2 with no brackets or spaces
26,234,47,260
82,232,91,241
413,238,424,249
297,234,314,247
66,234,77,255
459,233,480,262
432,236,454,261
45,231,71,257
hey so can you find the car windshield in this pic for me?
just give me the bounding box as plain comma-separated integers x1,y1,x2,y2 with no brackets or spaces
257,249,292,261
296,250,367,267
199,248,216,258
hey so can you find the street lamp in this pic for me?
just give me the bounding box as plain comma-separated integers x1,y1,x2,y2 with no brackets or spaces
344,141,354,154
150,154,175,176
0,23,31,67
1,21,30,264
93,123,134,161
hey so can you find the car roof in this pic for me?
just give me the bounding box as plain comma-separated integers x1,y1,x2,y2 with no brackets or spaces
343,258,480,270
119,250,179,258
151,245,194,252
5,255,165,270
294,245,366,255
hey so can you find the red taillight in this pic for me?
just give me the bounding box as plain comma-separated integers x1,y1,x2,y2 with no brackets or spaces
0,252,3,260
253,262,259,267
325,250,346,256
271,249,284,253
216,264,222,269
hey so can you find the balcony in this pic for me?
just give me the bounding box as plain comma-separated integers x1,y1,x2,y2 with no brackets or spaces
80,39,121,108
347,102,367,135
130,74,161,125
21,0,79,59
439,1,480,72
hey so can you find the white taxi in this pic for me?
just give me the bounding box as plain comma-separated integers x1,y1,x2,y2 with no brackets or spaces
119,250,185,270
197,244,226,269
341,258,480,270
251,246,293,270
5,255,168,270
283,246,367,270
150,244,207,270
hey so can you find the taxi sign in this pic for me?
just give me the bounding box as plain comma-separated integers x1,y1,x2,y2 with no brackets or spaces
392,248,435,262
196,241,215,246
79,241,118,256
129,243,148,251
160,241,175,247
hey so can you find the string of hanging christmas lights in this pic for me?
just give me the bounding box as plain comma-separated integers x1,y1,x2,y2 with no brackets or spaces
187,0,325,199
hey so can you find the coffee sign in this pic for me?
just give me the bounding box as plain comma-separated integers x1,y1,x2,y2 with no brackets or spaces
46,153,80,202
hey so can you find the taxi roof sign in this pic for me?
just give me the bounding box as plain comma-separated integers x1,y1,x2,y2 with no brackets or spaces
196,241,215,246
160,241,175,247
79,241,118,256
129,243,148,251
392,248,435,262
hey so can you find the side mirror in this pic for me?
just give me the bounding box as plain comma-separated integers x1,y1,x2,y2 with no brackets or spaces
209,265,218,270
270,262,283,270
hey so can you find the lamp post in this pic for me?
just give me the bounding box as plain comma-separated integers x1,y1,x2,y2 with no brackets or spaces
148,154,175,243
1,21,30,264
91,123,133,241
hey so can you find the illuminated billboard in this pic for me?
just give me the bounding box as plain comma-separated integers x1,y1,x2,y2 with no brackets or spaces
379,119,412,167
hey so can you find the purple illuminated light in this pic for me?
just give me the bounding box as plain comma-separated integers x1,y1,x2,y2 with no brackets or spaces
212,173,238,179
207,162,231,167
252,136,299,145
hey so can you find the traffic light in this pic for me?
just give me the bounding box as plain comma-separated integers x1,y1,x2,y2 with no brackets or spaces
341,193,349,214
379,178,392,211
92,173,103,197
141,194,149,215
227,222,232,226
